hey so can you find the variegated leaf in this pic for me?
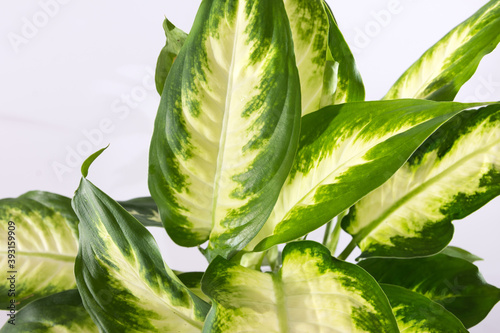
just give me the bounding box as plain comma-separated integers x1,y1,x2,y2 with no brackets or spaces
249,100,491,251
155,18,188,95
0,290,98,333
202,241,399,332
284,0,328,115
359,250,500,328
118,196,162,227
0,190,163,312
20,191,162,229
384,0,500,101
343,104,500,258
0,192,79,310
20,191,81,227
321,1,364,105
73,152,210,332
149,0,301,260
380,284,468,333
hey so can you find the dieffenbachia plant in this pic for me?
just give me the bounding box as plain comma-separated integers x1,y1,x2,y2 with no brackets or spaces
3,0,500,331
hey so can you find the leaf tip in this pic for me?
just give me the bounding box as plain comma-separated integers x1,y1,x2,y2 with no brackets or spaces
163,17,176,33
81,145,109,178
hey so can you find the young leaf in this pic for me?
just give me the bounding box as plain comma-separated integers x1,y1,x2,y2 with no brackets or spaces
0,193,79,310
380,284,468,333
73,173,210,331
384,0,500,101
81,145,108,178
249,100,492,251
202,241,399,332
343,105,500,258
0,290,98,333
321,1,365,105
283,0,329,115
358,251,500,328
149,0,301,260
155,18,188,95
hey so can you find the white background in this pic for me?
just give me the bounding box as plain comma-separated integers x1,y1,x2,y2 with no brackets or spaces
1,0,499,331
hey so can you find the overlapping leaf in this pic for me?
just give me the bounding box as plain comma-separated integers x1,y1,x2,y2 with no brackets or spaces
0,192,79,310
176,272,211,304
359,249,500,328
384,0,500,101
202,241,399,332
343,104,500,258
0,290,98,333
321,1,365,105
248,100,492,251
149,0,301,260
0,189,162,312
119,196,162,227
283,0,329,115
441,246,483,263
155,18,188,95
380,284,468,333
73,154,210,332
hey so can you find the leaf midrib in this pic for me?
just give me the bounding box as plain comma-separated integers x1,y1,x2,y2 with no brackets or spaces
272,272,289,333
1,251,76,263
355,136,500,244
211,3,241,231
276,118,388,223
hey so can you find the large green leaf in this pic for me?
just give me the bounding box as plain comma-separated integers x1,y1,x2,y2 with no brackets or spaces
358,250,500,328
248,100,492,251
321,1,364,105
384,0,500,101
0,192,79,310
343,104,500,258
155,18,188,95
72,164,210,332
202,241,399,332
380,284,468,333
283,0,328,115
149,0,301,260
0,290,98,333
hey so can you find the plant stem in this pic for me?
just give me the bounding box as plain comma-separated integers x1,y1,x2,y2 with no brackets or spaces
323,210,348,254
327,218,343,254
322,220,333,245
338,239,357,261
